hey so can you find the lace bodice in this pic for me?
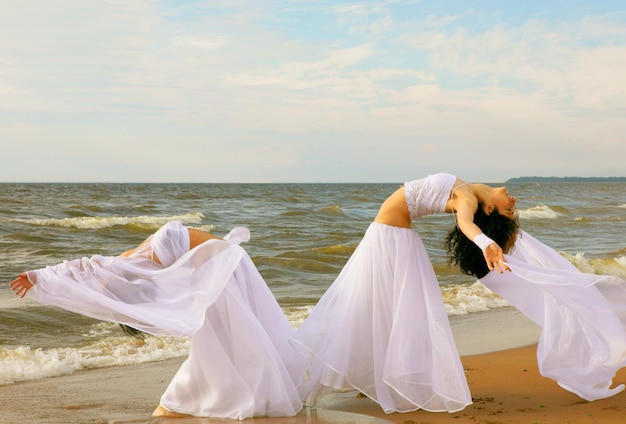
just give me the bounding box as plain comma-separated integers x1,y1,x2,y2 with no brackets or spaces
404,173,457,220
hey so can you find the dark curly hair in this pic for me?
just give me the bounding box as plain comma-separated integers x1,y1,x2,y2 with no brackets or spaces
445,206,519,279
119,323,146,340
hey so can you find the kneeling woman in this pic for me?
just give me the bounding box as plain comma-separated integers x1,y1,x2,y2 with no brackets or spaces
10,221,304,420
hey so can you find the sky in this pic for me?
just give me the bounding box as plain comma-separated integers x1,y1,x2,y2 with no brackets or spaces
1,1,625,183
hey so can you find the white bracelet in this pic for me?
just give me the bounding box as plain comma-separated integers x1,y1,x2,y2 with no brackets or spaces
473,234,495,251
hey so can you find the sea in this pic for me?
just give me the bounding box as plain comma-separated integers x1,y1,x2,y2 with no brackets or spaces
0,181,625,386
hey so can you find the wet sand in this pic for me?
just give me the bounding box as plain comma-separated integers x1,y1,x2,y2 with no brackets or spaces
2,308,625,424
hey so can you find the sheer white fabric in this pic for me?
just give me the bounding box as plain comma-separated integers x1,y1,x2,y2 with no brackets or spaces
159,253,304,418
26,222,304,419
150,221,191,266
481,230,626,401
292,223,471,413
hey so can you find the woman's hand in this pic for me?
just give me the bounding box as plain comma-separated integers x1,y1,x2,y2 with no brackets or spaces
10,273,33,298
483,243,511,274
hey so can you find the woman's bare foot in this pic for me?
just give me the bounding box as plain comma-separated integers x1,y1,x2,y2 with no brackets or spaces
151,404,193,418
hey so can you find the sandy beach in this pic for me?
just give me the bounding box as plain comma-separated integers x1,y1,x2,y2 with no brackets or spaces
2,308,626,424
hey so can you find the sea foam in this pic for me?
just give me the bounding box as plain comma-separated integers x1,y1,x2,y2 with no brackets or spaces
518,204,561,220
0,324,190,386
563,253,626,279
15,212,206,230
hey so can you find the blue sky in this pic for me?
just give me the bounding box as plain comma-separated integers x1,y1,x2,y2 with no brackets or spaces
1,1,625,183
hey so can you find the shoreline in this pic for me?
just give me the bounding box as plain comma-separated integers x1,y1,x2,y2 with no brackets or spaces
449,306,541,356
2,308,626,423
4,344,626,424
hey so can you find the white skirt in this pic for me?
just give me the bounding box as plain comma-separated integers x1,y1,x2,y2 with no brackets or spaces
159,253,304,419
291,222,471,413
481,230,626,401
27,229,304,419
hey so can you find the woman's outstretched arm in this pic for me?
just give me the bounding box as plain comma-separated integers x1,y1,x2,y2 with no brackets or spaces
455,196,509,274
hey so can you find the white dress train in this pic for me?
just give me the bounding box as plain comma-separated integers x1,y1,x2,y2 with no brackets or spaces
26,221,304,419
481,230,626,401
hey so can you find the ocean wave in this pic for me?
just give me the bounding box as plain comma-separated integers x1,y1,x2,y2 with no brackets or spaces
562,253,626,279
319,205,345,216
0,308,310,385
575,215,625,223
441,281,511,315
280,210,308,217
11,213,205,230
518,204,561,220
279,205,346,218
311,244,356,256
0,324,190,386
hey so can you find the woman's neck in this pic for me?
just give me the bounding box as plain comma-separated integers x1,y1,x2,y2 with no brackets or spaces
469,184,493,205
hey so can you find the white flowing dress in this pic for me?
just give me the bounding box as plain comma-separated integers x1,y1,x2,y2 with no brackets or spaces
481,230,626,401
25,221,304,419
291,173,472,413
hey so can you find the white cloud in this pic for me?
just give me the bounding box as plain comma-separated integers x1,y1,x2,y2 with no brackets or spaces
172,36,231,50
0,1,625,182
